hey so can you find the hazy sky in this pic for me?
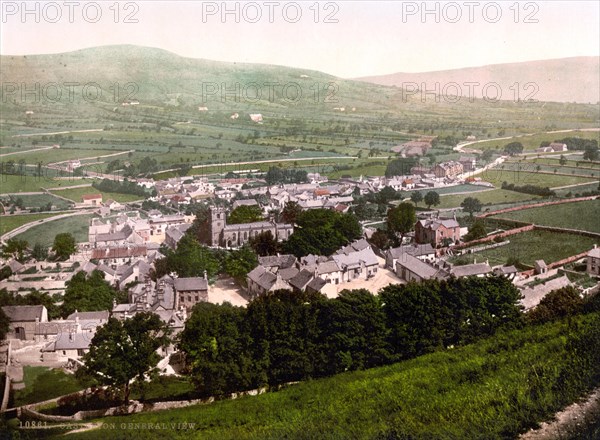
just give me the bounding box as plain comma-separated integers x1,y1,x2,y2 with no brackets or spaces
1,1,598,77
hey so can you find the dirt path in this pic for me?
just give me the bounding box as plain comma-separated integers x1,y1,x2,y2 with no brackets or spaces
520,388,600,440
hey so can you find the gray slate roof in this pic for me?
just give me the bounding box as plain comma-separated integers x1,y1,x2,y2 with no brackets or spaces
173,277,208,292
1,305,45,322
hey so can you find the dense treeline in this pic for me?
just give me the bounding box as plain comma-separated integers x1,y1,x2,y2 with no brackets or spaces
265,166,308,185
92,178,150,197
178,276,524,397
501,181,556,197
554,137,598,151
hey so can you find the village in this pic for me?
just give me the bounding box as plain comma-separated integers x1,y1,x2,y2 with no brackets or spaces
1,137,599,379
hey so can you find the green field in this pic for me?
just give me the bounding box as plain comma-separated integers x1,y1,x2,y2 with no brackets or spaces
0,193,73,210
14,214,95,246
0,213,61,235
50,186,142,203
469,130,600,151
12,366,84,407
0,174,93,194
478,168,595,188
437,189,541,209
43,313,600,440
450,230,598,266
490,200,600,233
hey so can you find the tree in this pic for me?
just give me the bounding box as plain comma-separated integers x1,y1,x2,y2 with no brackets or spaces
481,150,494,162
527,286,583,324
227,205,263,225
410,191,423,207
559,155,567,166
178,303,253,397
31,243,49,261
369,229,391,250
463,219,487,242
0,307,10,340
424,191,440,209
249,230,280,256
223,245,258,286
504,142,524,156
81,312,171,403
2,238,28,263
385,157,418,178
52,233,76,261
61,270,124,317
386,202,416,244
157,235,220,279
583,147,599,162
281,201,302,224
284,210,361,257
460,197,482,218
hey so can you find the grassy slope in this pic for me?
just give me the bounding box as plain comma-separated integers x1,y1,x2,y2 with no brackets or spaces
469,130,600,151
53,314,599,440
49,187,142,203
490,199,600,233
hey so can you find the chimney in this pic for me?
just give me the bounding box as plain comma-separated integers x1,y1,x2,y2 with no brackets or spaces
204,270,207,280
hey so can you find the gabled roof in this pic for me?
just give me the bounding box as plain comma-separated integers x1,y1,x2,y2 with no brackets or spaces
66,311,109,321
289,269,315,290
450,263,492,277
307,277,327,292
396,254,442,280
588,247,600,258
173,277,208,292
332,247,379,269
1,305,46,322
258,254,297,270
388,243,435,259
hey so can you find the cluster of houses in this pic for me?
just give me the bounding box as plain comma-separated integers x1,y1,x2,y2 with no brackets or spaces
246,239,379,298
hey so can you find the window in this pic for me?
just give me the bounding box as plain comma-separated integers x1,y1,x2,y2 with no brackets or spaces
62,350,66,356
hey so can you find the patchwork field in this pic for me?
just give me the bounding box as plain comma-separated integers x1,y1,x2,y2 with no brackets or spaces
0,174,93,194
14,213,95,247
490,200,600,233
0,193,73,210
450,230,598,266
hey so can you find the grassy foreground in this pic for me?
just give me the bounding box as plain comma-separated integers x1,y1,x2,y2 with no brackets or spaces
34,313,600,440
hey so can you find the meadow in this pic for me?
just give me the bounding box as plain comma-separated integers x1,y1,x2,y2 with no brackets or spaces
11,366,83,407
467,130,600,151
437,189,541,210
449,230,598,266
478,169,596,188
50,187,143,203
0,213,62,235
490,199,600,233
14,214,95,247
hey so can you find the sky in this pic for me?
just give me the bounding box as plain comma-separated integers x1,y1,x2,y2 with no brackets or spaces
1,1,599,78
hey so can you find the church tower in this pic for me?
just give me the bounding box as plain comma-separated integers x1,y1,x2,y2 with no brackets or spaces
209,207,227,246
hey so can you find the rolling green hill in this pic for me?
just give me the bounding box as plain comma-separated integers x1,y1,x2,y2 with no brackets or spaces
36,312,600,440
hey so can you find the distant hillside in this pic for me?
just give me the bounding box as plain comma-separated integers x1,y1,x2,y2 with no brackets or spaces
356,57,600,104
0,45,399,112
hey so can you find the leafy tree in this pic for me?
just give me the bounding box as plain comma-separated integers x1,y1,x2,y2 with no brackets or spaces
249,230,281,256
583,147,599,161
284,209,361,257
178,303,253,397
559,155,567,166
369,229,391,250
463,219,487,242
410,191,423,207
61,270,124,317
157,235,220,279
227,205,263,225
2,238,28,262
81,312,171,403
376,186,400,205
386,202,416,244
385,157,418,178
318,289,391,375
31,243,49,261
481,150,494,162
461,197,482,218
223,245,258,286
504,142,524,156
281,201,302,224
0,307,9,340
424,191,440,209
52,233,76,261
528,286,583,324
